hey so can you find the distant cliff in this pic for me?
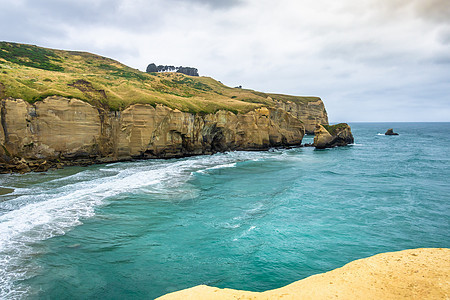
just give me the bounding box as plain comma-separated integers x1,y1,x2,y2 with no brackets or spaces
146,63,199,76
0,42,334,173
0,97,304,173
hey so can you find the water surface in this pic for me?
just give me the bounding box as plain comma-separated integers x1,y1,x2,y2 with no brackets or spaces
0,123,449,299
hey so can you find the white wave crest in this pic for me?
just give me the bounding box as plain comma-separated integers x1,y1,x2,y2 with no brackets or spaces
0,151,274,298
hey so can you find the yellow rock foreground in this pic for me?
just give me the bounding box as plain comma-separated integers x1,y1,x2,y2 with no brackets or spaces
157,248,449,300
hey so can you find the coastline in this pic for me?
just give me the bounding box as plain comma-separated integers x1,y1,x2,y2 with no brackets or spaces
1,122,448,299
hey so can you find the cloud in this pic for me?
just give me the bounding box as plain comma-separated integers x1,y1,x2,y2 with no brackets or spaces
380,0,450,23
0,0,448,121
169,0,243,9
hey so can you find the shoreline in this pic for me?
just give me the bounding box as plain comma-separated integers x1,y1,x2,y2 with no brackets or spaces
0,143,308,174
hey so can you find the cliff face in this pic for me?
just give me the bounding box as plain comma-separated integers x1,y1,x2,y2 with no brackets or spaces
274,98,328,134
313,123,354,149
0,42,337,173
0,97,304,172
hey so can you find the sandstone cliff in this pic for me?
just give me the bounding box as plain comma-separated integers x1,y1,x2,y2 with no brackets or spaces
157,248,450,300
274,98,328,134
313,123,354,149
0,42,337,173
0,96,304,173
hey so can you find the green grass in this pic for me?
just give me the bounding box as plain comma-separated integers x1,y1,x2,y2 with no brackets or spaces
323,123,349,135
0,41,322,114
0,42,63,71
251,91,320,105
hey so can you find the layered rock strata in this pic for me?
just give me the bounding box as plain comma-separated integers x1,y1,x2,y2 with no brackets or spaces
274,98,328,134
313,123,354,149
0,96,305,173
157,248,450,300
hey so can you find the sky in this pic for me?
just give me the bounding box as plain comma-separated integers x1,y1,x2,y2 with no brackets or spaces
1,0,449,122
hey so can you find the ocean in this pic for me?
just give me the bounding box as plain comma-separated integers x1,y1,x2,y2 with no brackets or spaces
0,122,449,299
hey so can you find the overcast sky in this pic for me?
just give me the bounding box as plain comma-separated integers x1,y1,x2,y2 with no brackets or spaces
1,0,449,122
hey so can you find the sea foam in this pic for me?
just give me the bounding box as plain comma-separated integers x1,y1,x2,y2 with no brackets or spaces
0,151,270,299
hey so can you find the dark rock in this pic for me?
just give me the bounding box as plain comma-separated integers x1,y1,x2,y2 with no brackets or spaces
146,63,199,76
146,63,158,73
385,128,399,135
158,65,176,72
177,67,199,76
30,160,50,172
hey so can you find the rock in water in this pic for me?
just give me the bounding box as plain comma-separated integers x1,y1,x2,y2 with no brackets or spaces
385,128,399,135
313,123,354,149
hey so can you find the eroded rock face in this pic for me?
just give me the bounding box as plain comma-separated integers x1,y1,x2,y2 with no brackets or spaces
313,123,354,149
0,97,305,173
0,97,102,160
116,105,304,159
274,98,328,134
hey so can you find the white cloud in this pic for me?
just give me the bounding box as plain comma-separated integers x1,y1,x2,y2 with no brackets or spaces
0,0,449,121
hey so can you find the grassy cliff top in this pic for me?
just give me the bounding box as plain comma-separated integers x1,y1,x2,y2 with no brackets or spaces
322,123,350,135
0,42,321,113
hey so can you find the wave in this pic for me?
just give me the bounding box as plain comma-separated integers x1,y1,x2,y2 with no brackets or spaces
0,165,173,298
195,162,238,174
232,225,257,241
0,151,279,298
207,162,237,170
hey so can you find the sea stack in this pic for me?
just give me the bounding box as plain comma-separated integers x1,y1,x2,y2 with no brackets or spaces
313,123,354,149
385,128,399,135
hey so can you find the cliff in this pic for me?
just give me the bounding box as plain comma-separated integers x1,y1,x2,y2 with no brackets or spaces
0,97,304,173
0,42,330,172
157,248,450,300
273,96,328,134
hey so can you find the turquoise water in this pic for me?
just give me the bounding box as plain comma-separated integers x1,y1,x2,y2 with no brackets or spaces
0,123,449,299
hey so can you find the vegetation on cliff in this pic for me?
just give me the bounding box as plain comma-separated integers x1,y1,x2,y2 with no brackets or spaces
322,123,350,136
0,41,321,113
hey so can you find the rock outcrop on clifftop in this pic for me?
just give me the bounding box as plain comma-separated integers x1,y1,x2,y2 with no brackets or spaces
146,63,199,76
157,248,450,300
313,123,354,149
0,41,333,173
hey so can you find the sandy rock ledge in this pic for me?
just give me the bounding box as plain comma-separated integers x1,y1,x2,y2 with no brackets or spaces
157,248,449,300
